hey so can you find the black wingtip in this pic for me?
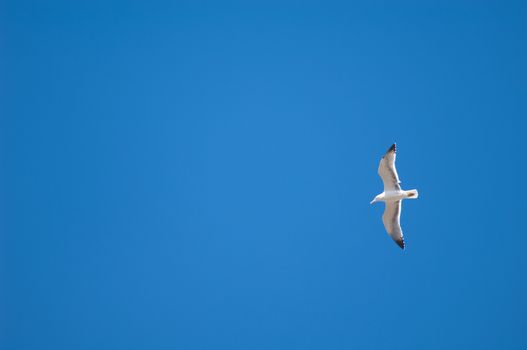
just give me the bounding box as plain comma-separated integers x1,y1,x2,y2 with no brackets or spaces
388,143,396,153
395,238,405,250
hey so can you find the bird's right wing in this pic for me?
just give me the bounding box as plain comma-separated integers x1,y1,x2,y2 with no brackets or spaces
382,200,405,249
378,143,401,191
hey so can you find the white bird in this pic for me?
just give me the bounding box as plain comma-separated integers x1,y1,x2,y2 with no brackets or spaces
370,143,418,249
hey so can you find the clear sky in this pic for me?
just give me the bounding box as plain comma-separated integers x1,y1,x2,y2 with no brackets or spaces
2,1,527,349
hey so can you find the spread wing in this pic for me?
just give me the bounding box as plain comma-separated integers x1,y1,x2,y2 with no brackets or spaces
378,143,401,191
382,200,404,249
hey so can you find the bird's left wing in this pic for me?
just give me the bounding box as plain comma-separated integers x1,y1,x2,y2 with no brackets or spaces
382,200,405,249
378,143,401,191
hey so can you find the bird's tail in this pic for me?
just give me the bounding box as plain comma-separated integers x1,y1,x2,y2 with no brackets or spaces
405,189,419,199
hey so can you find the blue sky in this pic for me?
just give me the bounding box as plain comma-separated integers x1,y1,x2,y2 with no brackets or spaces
2,1,527,349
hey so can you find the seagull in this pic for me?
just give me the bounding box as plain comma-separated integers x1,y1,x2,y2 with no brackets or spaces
370,143,418,249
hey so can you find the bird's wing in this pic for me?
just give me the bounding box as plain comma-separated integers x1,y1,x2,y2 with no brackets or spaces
382,200,404,249
377,143,401,191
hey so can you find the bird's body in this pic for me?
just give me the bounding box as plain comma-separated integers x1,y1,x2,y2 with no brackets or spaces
372,189,417,203
371,143,418,249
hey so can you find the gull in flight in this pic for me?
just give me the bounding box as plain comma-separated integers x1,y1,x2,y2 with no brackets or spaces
370,143,418,249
